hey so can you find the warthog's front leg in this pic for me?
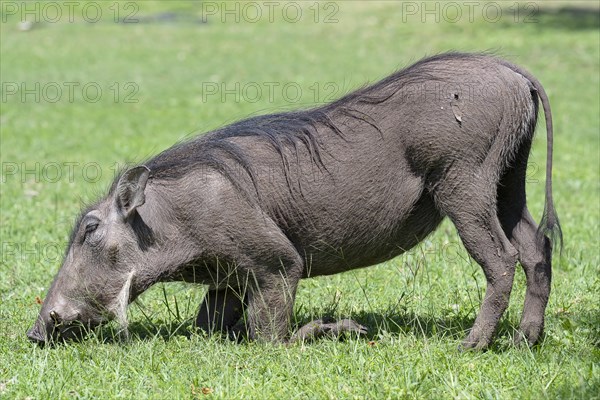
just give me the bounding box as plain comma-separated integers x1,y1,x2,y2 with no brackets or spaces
195,288,246,335
291,318,368,342
245,270,301,342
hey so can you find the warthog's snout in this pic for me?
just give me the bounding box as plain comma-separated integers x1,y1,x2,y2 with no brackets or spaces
26,312,54,345
26,322,46,345
27,308,86,346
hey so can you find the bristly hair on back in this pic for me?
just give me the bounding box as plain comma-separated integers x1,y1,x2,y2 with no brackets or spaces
141,52,497,196
143,109,344,200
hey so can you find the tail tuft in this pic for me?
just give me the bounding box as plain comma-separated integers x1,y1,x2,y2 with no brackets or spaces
538,202,563,255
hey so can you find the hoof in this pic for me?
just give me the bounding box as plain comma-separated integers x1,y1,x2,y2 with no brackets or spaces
459,328,491,351
514,322,543,347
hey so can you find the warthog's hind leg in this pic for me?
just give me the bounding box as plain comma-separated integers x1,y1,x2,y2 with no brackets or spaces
498,148,552,347
435,169,519,350
500,209,552,346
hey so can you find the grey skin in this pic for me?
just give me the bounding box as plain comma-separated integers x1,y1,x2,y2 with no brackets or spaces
27,53,561,350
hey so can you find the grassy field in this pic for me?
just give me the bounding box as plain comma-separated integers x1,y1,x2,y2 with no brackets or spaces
1,1,599,398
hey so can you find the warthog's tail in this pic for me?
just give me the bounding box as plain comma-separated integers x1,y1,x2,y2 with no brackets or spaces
501,60,563,252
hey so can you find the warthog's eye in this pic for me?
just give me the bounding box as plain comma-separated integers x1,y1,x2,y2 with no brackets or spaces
84,222,99,239
79,213,101,244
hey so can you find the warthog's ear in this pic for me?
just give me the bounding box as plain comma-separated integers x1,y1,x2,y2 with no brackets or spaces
115,166,150,220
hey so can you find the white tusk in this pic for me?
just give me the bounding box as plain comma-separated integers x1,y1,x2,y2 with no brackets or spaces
111,270,135,341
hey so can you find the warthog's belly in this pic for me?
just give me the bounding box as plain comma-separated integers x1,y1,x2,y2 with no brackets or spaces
299,191,444,278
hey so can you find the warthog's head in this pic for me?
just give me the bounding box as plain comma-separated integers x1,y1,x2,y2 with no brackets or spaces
27,167,152,345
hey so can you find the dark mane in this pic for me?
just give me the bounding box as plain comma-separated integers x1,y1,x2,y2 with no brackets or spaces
145,109,342,197
142,52,495,193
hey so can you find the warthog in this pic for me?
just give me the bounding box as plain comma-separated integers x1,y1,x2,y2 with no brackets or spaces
28,52,561,350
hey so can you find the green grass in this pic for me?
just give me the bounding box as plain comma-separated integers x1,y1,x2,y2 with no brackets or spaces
1,1,599,398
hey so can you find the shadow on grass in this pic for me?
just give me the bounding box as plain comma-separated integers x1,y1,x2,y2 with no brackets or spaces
553,306,600,349
531,6,600,31
583,308,600,348
294,310,522,352
90,310,523,351
89,304,600,353
93,318,195,344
